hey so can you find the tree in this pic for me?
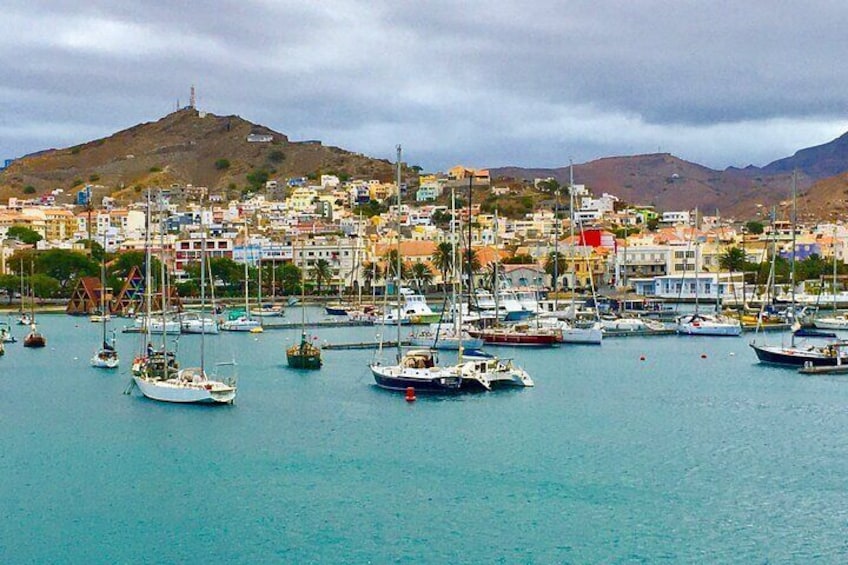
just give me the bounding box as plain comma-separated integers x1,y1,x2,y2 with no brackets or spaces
383,249,410,283
503,253,535,265
77,239,105,262
409,262,434,293
536,178,560,193
745,221,764,235
0,274,18,303
544,251,567,289
36,249,98,292
719,247,747,305
31,274,61,299
431,242,455,289
361,260,383,293
310,259,333,294
209,257,246,295
214,158,231,170
7,225,42,245
275,263,302,295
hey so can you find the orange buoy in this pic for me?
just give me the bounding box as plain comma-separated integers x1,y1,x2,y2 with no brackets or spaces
405,387,416,402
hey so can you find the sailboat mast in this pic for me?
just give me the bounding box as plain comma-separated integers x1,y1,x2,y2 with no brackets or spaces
101,232,107,345
244,221,250,319
453,186,463,363
200,203,207,373
790,170,797,312
554,189,559,312
158,190,167,353
395,144,402,360
145,189,153,335
569,161,576,314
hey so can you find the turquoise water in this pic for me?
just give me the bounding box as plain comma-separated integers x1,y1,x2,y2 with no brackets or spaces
2,312,848,563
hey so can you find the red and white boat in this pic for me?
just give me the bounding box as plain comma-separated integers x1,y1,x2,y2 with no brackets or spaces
468,323,561,346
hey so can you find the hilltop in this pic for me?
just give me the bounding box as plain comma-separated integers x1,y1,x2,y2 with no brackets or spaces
0,108,395,203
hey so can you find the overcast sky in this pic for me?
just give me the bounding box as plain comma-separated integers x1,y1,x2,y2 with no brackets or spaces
3,1,848,172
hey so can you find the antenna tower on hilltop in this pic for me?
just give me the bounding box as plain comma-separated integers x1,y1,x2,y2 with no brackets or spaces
190,85,196,109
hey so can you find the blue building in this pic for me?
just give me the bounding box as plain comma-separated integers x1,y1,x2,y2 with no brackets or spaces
76,186,92,206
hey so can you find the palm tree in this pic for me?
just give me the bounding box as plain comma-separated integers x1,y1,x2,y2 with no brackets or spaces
409,262,435,293
311,259,333,295
383,249,410,283
719,246,747,308
431,242,454,290
361,260,383,294
463,248,482,289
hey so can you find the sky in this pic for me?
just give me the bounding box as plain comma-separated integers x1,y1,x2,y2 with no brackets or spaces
3,1,848,173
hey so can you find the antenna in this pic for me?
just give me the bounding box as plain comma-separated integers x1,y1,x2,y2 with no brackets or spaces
190,85,196,109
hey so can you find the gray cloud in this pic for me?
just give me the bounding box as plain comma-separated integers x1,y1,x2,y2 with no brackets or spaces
3,1,848,172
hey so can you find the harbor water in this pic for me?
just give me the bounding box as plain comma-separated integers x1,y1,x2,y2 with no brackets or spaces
2,311,848,562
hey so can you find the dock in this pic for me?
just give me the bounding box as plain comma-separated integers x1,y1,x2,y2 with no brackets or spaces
323,341,411,350
798,364,848,375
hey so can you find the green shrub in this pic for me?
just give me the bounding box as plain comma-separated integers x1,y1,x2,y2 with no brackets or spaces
23,185,36,194
215,158,231,170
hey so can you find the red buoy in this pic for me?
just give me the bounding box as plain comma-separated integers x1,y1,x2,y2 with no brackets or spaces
700,353,707,359
639,355,646,361
405,387,416,402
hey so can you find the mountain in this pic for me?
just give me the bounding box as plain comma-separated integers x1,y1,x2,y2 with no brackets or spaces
0,108,394,203
492,154,808,220
491,131,848,221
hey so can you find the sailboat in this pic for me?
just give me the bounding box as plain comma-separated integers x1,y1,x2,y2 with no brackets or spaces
369,145,463,393
16,258,31,326
538,167,603,344
812,231,848,330
22,262,45,348
675,210,741,337
749,172,843,365
91,236,119,368
0,319,17,343
131,198,237,403
287,239,322,369
221,221,262,332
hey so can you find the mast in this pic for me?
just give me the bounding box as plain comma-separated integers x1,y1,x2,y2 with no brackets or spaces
244,220,251,320
554,188,559,312
395,144,402,361
493,209,500,322
466,175,473,317
453,186,463,363
790,170,797,315
101,232,107,347
569,162,576,316
158,190,167,357
200,201,207,373
145,189,153,335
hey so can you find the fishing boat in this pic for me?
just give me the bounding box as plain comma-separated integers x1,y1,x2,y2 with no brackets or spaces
287,242,322,369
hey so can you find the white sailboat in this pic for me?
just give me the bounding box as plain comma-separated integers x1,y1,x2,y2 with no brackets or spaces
221,222,261,332
132,198,237,404
91,235,119,369
676,210,741,337
370,145,463,393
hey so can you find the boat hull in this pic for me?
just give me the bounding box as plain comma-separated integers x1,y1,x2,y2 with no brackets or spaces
286,353,322,369
750,343,845,367
370,365,462,392
132,376,236,404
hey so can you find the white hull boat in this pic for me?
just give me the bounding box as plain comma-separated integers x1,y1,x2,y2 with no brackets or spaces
133,367,236,404
676,313,742,336
220,316,261,332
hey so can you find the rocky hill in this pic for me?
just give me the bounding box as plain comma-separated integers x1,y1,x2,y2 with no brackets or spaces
0,108,395,204
491,130,848,221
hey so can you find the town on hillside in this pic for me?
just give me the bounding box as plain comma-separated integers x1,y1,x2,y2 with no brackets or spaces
0,163,840,310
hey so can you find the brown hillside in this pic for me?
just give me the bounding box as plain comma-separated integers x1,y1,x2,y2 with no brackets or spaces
0,108,394,203
492,154,816,221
